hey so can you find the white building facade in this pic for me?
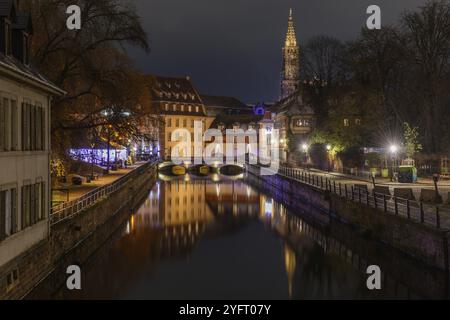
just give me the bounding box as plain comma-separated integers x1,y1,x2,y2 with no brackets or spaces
0,1,64,274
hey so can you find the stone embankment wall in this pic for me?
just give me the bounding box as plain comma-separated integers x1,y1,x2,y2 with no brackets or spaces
246,165,450,273
0,162,157,299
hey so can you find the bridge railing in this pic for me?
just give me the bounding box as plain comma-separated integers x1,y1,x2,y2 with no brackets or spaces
249,164,447,230
50,159,159,226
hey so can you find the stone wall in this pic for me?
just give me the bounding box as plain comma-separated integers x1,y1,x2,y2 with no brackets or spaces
330,194,449,272
246,165,450,273
0,162,157,300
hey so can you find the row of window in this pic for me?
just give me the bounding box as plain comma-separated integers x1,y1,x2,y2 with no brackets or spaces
344,118,362,127
167,131,205,143
0,95,45,152
0,182,46,242
167,118,195,128
294,119,312,127
164,104,200,113
166,118,206,129
157,90,197,101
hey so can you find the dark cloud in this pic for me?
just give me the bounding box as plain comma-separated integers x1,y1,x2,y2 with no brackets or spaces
127,0,427,103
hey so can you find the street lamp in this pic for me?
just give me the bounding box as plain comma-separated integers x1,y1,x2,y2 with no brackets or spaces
432,174,443,203
301,144,309,169
326,144,332,172
389,144,399,182
389,144,398,154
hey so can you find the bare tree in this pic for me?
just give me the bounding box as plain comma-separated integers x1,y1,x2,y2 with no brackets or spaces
402,0,450,152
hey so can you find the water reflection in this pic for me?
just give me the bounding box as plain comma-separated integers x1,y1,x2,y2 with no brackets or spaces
32,176,443,299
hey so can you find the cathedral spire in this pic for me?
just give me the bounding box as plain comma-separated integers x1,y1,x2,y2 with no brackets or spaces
280,9,300,100
285,8,297,47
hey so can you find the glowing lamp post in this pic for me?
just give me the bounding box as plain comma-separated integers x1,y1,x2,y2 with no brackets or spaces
301,144,309,168
326,144,332,172
389,145,398,154
389,144,399,182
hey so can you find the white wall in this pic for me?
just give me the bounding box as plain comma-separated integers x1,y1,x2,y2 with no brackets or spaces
0,75,51,267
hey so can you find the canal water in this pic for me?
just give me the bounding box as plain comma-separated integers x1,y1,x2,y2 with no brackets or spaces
29,174,447,299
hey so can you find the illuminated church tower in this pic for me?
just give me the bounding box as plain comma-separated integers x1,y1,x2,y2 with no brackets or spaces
280,9,300,100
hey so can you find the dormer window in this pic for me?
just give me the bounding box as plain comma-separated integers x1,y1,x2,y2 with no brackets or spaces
4,19,12,56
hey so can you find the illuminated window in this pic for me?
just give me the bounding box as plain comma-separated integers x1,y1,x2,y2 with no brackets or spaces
173,105,177,112
195,106,200,113
188,105,192,112
355,118,362,125
344,119,349,127
295,119,311,127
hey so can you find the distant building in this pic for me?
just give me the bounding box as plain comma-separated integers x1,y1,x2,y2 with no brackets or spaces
280,9,300,100
0,0,64,274
271,9,316,165
149,75,214,160
272,93,315,163
201,95,253,117
203,94,260,131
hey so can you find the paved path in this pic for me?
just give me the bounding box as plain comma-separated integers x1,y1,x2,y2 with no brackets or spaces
307,168,450,204
279,166,450,230
52,162,146,202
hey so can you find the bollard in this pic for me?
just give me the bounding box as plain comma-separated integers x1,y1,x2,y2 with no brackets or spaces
383,194,387,212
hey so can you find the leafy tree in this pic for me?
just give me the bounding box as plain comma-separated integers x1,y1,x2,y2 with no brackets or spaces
403,122,423,159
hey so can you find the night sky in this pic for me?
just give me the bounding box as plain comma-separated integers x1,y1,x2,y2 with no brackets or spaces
127,0,427,104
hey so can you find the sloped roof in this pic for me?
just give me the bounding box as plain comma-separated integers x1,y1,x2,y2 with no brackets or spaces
150,75,203,105
0,52,64,95
201,95,250,110
210,114,263,128
272,90,314,116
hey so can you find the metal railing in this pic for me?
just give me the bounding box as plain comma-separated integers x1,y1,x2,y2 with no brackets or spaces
50,160,159,225
252,165,448,230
